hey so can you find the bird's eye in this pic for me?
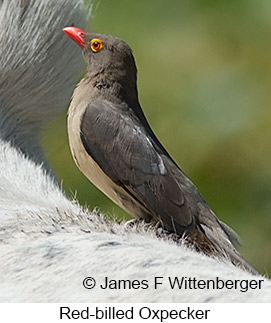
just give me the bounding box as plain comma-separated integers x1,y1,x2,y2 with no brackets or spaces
90,38,103,52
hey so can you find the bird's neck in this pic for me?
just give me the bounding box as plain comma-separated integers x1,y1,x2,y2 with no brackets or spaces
84,67,139,107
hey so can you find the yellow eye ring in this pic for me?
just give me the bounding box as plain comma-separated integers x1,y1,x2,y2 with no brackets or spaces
90,38,103,52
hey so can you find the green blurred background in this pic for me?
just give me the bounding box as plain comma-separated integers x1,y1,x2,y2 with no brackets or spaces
42,0,271,274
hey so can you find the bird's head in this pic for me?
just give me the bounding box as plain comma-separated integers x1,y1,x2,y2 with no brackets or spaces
63,27,137,92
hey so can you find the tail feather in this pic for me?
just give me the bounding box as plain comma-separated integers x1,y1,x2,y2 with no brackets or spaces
199,224,259,275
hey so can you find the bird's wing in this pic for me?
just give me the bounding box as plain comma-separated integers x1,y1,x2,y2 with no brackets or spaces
80,100,195,232
80,100,260,274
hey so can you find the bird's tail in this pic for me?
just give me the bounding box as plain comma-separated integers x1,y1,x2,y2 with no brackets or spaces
190,225,259,276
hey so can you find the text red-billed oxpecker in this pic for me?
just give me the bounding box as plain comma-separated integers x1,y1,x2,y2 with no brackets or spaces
63,27,258,275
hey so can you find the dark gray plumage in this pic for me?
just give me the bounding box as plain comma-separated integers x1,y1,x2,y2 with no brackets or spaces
63,27,258,275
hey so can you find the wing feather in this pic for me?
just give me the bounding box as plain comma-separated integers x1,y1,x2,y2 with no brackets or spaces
80,100,194,231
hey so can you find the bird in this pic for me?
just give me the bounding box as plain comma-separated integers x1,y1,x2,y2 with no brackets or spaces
63,27,258,275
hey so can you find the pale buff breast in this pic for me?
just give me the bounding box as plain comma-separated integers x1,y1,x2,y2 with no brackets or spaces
67,82,148,219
